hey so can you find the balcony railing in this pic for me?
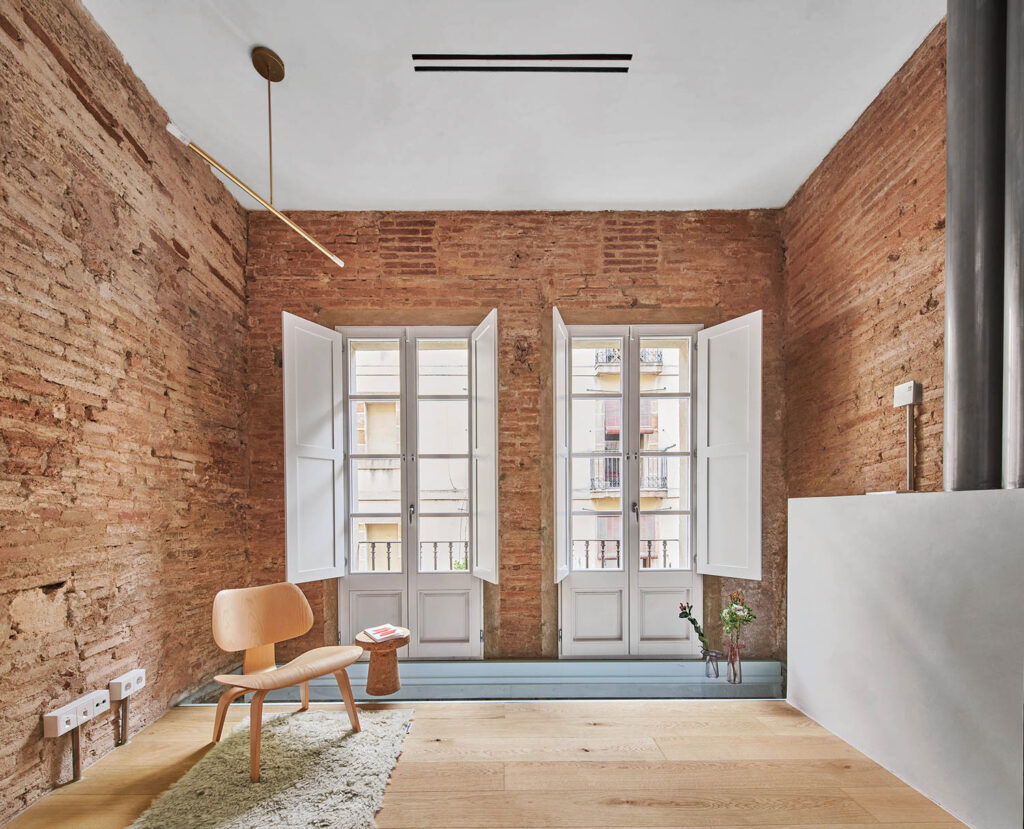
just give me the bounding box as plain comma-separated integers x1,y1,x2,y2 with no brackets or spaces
593,348,663,366
570,539,679,569
354,540,470,572
419,540,469,571
588,456,668,491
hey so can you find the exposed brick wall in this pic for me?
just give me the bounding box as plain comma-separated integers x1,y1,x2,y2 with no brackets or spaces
245,210,788,662
782,22,947,498
0,0,250,819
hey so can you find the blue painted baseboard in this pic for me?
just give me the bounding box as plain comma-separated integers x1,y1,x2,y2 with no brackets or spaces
180,659,784,704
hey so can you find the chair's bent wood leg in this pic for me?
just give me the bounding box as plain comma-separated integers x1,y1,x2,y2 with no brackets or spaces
299,680,310,712
334,669,361,733
212,686,247,743
249,689,269,782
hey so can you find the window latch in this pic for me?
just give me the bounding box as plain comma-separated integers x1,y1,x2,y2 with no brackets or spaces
631,501,639,520
409,503,416,523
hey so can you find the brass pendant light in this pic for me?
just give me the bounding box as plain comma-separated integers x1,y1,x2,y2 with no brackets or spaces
167,45,344,269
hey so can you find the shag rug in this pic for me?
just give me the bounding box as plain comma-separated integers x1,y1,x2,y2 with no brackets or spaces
131,709,413,829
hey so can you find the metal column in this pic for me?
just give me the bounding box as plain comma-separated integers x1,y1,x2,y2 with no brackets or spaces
1004,0,1024,487
944,0,1007,490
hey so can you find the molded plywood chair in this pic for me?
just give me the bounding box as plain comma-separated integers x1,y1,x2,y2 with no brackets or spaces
211,582,362,781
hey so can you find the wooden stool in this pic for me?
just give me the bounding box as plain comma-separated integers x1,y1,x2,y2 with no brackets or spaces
355,627,410,696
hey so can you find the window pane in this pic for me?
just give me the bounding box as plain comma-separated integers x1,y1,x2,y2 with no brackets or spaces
351,400,401,454
352,519,402,573
571,398,622,453
417,339,469,396
418,458,469,513
639,337,691,393
572,337,623,394
351,458,401,513
571,514,622,570
640,513,690,570
418,516,469,572
639,455,691,509
418,399,468,454
349,339,400,395
571,456,622,511
639,397,690,453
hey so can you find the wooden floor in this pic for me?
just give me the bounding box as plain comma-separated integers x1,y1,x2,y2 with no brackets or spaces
9,700,962,828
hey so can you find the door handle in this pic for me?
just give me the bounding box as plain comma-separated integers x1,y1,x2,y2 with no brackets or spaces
631,501,639,520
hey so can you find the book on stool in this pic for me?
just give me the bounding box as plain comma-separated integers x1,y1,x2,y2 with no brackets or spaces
362,623,405,643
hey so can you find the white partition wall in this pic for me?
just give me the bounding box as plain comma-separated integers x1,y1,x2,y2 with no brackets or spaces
788,490,1024,829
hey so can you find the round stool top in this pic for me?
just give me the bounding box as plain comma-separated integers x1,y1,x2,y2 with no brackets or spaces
355,627,410,650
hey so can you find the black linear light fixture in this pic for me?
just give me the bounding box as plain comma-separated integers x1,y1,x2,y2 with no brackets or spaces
412,53,632,73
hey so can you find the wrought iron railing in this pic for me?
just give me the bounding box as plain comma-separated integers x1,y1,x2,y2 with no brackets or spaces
593,348,663,366
356,540,471,572
570,538,679,569
419,540,469,571
588,456,668,491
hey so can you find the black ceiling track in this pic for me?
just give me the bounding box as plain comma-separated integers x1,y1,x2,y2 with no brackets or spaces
412,53,632,73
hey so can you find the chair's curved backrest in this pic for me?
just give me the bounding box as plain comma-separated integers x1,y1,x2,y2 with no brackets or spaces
212,582,314,652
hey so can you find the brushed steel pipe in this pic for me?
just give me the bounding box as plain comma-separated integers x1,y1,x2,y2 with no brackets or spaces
945,0,1007,490
1004,0,1024,487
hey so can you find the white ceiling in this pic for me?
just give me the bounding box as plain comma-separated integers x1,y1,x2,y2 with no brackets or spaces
84,0,946,211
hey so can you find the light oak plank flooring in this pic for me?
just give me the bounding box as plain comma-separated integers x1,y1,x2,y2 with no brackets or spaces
7,700,963,828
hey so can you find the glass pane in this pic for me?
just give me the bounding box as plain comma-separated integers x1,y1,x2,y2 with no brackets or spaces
351,519,402,573
418,458,469,513
351,400,401,454
571,398,622,453
418,399,468,454
571,456,622,511
351,458,401,513
572,337,623,394
639,455,691,510
640,513,690,570
418,516,469,572
639,337,691,393
571,514,623,570
349,339,400,395
639,397,690,453
417,339,469,396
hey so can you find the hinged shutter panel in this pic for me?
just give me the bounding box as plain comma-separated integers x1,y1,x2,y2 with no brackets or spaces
696,310,762,580
553,307,570,584
471,309,499,584
282,311,347,583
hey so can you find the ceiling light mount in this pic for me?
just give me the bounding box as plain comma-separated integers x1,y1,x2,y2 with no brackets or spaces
165,43,344,270
251,46,285,83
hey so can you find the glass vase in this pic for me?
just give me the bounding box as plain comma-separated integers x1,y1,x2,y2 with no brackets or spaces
726,641,744,684
702,649,722,679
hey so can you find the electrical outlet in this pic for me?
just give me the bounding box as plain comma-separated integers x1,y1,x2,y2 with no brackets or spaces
109,668,146,701
74,694,95,725
894,380,922,407
42,702,78,738
88,689,111,717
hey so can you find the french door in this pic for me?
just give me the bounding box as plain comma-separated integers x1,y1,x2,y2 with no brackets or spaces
557,324,703,657
337,326,490,658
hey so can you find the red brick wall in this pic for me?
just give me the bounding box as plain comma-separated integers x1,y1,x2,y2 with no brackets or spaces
0,0,250,818
245,210,788,661
782,22,947,498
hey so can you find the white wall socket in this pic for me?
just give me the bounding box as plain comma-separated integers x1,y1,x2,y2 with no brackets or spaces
42,689,110,738
42,702,78,738
894,380,923,407
89,689,111,717
109,668,146,701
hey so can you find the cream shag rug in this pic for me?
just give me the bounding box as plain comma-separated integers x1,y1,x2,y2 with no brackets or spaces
131,709,413,829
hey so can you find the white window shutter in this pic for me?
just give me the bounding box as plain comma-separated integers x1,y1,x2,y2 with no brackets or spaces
282,311,347,583
696,310,762,581
553,307,570,584
471,309,500,584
